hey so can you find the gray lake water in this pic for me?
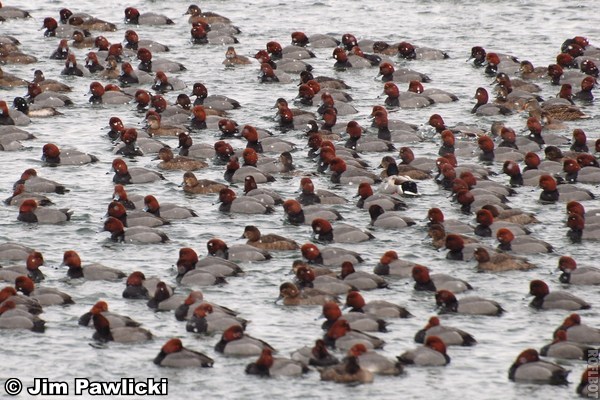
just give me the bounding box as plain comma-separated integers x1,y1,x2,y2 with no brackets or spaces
1,0,599,399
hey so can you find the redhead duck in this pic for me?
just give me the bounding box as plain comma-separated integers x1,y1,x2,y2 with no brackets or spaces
112,184,142,210
137,48,185,73
42,17,80,38
407,80,457,103
15,276,73,306
119,62,153,86
297,177,346,206
398,41,448,60
482,204,539,225
186,303,246,334
540,330,596,361
215,325,275,357
185,4,232,24
154,338,213,368
176,247,241,282
300,70,350,90
444,234,483,261
300,242,362,267
246,348,308,377
78,301,140,328
312,218,374,244
0,251,45,283
415,316,476,347
174,290,241,321
0,3,30,19
317,92,357,116
224,156,275,184
373,250,415,278
368,205,415,229
124,7,173,25
397,336,450,366
181,171,227,194
218,188,274,214
107,200,168,228
92,307,152,343
294,265,353,296
428,224,479,252
574,76,596,102
332,47,372,69
276,282,336,306
473,209,530,238
556,314,600,344
177,133,214,158
207,238,271,262
321,301,387,333
413,265,472,293
144,195,197,221
145,113,188,137
241,226,298,250
329,157,381,185
345,344,404,376
153,71,186,93
426,207,472,234
495,228,551,254
155,147,208,171
567,214,600,243
242,125,295,153
17,199,71,224
0,286,42,315
266,40,314,60
0,300,45,332
59,8,116,32
88,82,132,104
61,53,88,77
474,247,537,272
324,318,385,351
344,121,394,153
61,250,125,281
345,291,411,319
41,143,98,166
4,184,53,208
71,31,96,49
377,62,431,83
243,176,283,206
529,280,591,310
356,182,406,211
508,349,569,385
103,217,169,244
13,169,68,194
339,262,388,290
436,290,504,316
570,129,590,153
283,199,342,225
122,271,168,300
291,339,340,367
0,47,37,64
383,81,433,108
259,62,291,83
124,30,168,52
471,87,512,116
558,256,600,285
111,158,164,185
577,367,598,397
320,356,374,384
190,82,240,111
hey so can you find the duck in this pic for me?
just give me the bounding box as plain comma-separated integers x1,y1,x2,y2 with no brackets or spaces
0,286,42,315
0,66,28,88
291,339,340,367
42,17,80,38
15,276,73,306
529,280,591,310
176,247,241,282
540,330,596,361
92,306,152,343
88,82,132,105
241,226,298,250
147,282,186,311
61,53,88,77
185,4,232,25
124,30,169,52
356,182,406,211
0,243,36,263
368,205,415,230
300,242,363,268
112,184,142,210
143,195,197,221
283,199,343,225
312,218,374,244
153,338,213,368
294,264,353,296
412,265,472,293
555,313,600,344
296,177,347,206
186,303,246,334
59,8,117,32
577,367,598,397
124,7,174,25
377,61,431,83
383,81,433,108
276,282,336,306
206,238,271,262
474,247,537,272
218,188,274,214
12,97,61,119
181,171,227,195
482,204,539,225
321,301,387,332
122,271,166,299
567,214,600,243
0,251,45,283
372,250,415,278
323,318,385,351
174,290,241,321
495,228,552,254
397,336,450,366
397,41,449,60
508,349,569,385
0,300,45,332
339,262,388,290
0,3,30,19
12,169,68,194
103,217,169,244
558,256,600,285
414,316,476,346
243,176,283,206
223,46,252,66
4,184,53,208
119,62,153,86
408,80,458,103
215,325,275,357
329,157,381,185
344,344,404,376
224,156,275,184
111,158,164,185
344,291,411,319
319,355,374,384
137,48,185,73
435,290,504,316
154,147,207,171
245,348,308,377
17,199,72,224
41,143,98,166
107,199,169,228
78,301,140,328
471,87,513,116
62,250,125,280
190,82,240,111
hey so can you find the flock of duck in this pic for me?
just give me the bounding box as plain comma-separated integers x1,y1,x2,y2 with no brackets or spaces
0,1,599,397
